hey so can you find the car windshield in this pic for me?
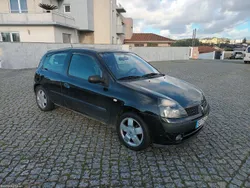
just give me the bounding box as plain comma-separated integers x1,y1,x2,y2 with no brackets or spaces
100,52,161,80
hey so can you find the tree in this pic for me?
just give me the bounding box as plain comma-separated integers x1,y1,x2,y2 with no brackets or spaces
171,38,201,47
243,37,247,43
39,3,58,12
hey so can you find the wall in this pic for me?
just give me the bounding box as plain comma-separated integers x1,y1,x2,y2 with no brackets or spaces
190,47,199,59
111,0,117,44
93,0,111,44
57,0,93,30
0,42,123,69
130,47,190,62
0,26,55,42
0,0,10,13
28,0,43,13
158,43,171,47
54,26,79,43
222,51,233,59
0,43,191,69
198,52,215,60
123,18,133,39
79,31,94,44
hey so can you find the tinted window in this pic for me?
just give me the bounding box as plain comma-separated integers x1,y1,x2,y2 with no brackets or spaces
68,54,102,80
43,53,67,74
248,47,250,53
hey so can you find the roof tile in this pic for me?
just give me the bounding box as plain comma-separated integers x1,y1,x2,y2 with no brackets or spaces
125,33,174,42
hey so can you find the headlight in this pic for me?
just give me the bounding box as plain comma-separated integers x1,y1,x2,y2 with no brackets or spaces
158,98,187,119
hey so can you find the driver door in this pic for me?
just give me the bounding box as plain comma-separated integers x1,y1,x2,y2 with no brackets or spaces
62,52,111,122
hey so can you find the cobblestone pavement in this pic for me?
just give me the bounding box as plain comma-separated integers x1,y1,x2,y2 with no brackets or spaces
0,60,250,187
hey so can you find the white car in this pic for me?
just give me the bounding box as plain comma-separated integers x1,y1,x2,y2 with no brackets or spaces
244,46,250,64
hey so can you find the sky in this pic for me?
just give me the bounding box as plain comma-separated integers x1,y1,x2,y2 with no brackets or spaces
117,0,250,40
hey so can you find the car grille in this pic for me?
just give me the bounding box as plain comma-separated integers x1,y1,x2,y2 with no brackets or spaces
185,106,199,116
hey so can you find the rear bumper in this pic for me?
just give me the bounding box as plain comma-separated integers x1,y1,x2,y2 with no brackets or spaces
149,104,210,145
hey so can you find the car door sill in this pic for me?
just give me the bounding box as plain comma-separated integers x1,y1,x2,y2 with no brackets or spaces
54,103,110,126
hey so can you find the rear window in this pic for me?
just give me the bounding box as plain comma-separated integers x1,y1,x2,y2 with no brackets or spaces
43,53,67,74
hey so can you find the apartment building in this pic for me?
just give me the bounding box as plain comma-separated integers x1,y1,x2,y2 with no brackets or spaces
0,0,132,44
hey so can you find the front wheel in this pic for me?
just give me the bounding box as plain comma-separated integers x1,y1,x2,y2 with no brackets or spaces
35,86,55,111
116,112,151,151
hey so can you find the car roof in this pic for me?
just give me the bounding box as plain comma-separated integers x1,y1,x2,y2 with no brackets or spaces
47,47,129,54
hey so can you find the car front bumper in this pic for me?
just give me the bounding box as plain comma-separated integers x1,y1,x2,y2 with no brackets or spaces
143,104,210,145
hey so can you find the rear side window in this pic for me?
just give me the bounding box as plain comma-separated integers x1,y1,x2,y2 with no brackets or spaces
68,54,102,80
43,53,67,74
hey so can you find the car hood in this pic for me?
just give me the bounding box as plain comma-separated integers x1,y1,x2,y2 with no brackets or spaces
119,75,203,108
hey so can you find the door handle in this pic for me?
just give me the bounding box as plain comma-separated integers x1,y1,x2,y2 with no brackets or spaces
63,82,70,89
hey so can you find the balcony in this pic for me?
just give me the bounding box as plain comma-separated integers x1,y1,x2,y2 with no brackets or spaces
0,11,76,28
116,4,126,13
116,25,125,34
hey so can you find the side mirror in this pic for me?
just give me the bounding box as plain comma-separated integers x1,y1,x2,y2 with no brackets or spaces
88,75,104,84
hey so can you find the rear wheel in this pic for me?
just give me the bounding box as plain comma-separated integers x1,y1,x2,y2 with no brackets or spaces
116,112,151,151
35,86,55,111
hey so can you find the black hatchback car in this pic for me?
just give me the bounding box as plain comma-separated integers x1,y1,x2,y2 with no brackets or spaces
34,48,210,151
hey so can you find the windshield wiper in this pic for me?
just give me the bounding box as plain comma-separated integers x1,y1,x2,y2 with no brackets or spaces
142,73,165,78
118,75,142,81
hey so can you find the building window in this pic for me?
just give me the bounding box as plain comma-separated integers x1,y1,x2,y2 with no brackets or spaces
62,33,71,43
10,0,28,13
134,43,144,47
1,32,20,42
64,5,71,13
147,43,158,47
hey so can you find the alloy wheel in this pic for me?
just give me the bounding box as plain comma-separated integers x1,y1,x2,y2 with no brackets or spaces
120,117,144,147
36,90,47,109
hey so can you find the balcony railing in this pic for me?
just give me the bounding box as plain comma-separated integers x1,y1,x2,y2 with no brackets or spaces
0,11,76,28
116,25,125,34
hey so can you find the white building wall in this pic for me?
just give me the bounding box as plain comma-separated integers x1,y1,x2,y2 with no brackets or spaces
54,26,79,43
0,25,55,42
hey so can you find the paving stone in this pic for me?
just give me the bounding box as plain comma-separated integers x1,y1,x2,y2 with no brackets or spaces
0,60,249,186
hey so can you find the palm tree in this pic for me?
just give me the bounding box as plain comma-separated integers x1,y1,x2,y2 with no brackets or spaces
39,3,58,12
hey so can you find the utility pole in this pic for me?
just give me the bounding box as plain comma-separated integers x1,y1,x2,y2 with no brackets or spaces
192,29,197,47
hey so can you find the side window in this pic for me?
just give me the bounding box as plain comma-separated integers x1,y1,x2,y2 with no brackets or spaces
43,53,67,74
248,47,250,53
68,54,102,80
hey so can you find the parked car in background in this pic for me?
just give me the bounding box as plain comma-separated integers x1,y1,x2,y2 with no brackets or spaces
244,46,250,64
229,51,245,60
34,48,210,151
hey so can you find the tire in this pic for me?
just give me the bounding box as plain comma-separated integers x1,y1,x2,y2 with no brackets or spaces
244,61,247,64
116,112,151,151
35,86,55,111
